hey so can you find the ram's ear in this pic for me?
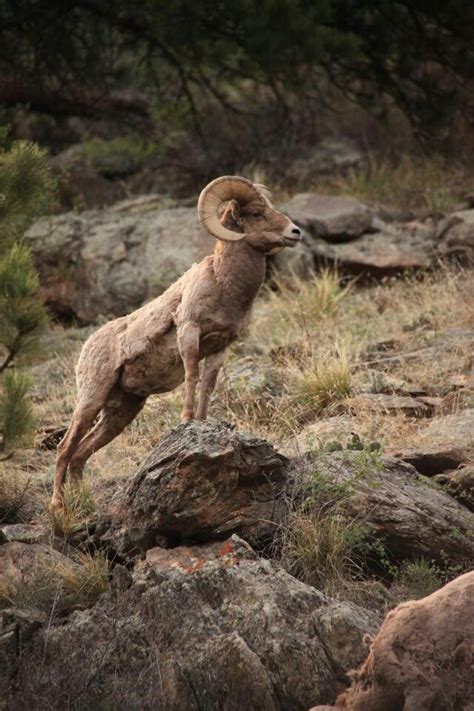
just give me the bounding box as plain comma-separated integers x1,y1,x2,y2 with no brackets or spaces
219,199,242,230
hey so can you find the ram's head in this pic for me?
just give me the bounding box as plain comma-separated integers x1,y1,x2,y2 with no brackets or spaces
198,175,301,254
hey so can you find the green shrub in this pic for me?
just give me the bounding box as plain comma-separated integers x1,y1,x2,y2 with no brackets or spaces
0,135,56,453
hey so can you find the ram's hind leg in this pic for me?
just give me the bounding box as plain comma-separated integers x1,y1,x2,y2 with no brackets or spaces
52,402,103,509
52,349,121,509
68,393,146,482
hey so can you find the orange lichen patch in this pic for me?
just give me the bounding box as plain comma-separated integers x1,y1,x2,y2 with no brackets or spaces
178,558,206,574
218,539,235,557
142,537,252,575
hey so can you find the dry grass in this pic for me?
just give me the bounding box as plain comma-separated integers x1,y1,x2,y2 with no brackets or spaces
0,468,33,523
47,481,96,538
0,547,109,613
391,559,443,602
279,507,364,597
53,550,109,610
290,347,352,416
313,154,466,214
2,264,470,526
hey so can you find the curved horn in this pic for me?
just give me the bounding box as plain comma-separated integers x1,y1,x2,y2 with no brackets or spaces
253,183,273,202
198,175,260,242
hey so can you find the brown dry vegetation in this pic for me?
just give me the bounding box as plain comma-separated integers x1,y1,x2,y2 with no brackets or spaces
0,264,471,516
246,152,468,215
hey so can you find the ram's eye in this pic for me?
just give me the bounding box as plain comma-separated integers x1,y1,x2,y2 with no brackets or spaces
252,212,262,219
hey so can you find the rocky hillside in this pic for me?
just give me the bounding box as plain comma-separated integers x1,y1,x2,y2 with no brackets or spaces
25,190,473,323
1,184,473,709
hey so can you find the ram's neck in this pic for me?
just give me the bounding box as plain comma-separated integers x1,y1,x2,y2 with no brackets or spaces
213,240,266,307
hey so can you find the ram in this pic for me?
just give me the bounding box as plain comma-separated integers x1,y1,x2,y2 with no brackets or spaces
51,175,301,508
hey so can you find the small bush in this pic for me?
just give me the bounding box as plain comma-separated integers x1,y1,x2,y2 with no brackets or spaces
392,559,443,600
0,370,35,453
0,468,32,523
277,459,373,597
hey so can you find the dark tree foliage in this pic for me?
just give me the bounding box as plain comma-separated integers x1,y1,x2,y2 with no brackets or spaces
0,135,55,453
0,0,473,141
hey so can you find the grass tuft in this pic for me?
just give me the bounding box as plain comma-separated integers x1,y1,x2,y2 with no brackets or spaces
326,153,464,214
0,469,32,523
48,481,96,538
291,347,352,416
53,550,110,610
392,559,443,601
0,548,109,613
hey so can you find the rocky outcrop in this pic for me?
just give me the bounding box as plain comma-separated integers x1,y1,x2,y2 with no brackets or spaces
102,421,289,556
437,209,474,265
26,183,474,322
7,537,379,711
348,392,432,416
282,194,373,241
434,466,474,511
309,221,435,274
311,571,474,711
293,452,474,565
25,200,215,322
394,410,474,476
0,542,80,611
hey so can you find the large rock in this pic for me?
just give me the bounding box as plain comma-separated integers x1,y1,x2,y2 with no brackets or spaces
434,466,474,511
7,538,379,710
102,421,289,556
437,209,474,265
394,410,474,475
294,452,474,565
1,606,47,687
311,571,474,711
25,201,215,322
309,221,436,274
0,542,79,610
282,193,373,241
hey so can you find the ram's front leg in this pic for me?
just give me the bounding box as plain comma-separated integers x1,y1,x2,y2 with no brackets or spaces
196,349,226,420
177,321,201,422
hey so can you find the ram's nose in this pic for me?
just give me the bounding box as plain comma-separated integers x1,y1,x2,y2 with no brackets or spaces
283,222,302,246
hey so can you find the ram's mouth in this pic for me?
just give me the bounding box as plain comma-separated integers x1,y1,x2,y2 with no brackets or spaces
283,235,301,247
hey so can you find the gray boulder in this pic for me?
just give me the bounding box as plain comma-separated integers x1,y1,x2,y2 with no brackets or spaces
7,538,379,710
293,451,474,565
282,193,373,241
102,420,289,556
437,209,474,265
25,201,215,322
393,410,474,476
309,221,435,274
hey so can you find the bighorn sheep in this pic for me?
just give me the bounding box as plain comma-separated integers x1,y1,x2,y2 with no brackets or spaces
51,176,301,508
310,570,474,711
